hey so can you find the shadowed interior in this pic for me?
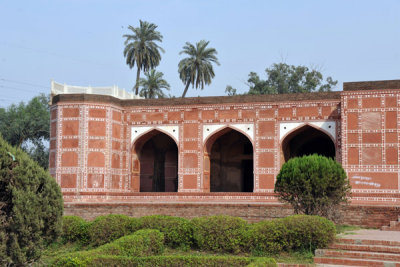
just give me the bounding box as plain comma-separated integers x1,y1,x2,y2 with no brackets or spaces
139,132,178,192
209,130,253,192
282,125,335,162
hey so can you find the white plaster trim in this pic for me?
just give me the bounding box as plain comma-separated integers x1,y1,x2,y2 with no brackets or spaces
279,121,336,141
203,123,254,143
131,125,179,144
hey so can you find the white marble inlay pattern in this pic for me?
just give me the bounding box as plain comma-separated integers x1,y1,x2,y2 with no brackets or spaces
279,121,336,141
203,123,254,143
131,125,179,144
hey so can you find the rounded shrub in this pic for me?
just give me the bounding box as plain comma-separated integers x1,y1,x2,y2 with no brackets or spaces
98,229,164,257
246,219,288,255
138,215,193,248
0,135,63,265
191,215,248,253
275,154,351,220
282,215,336,251
88,214,134,246
62,216,90,244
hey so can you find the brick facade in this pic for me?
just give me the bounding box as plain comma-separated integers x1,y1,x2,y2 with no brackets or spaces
51,80,400,226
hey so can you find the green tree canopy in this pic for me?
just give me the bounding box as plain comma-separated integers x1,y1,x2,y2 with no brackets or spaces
227,63,337,95
274,154,351,220
0,135,63,265
178,40,220,97
139,69,170,99
123,20,164,95
0,94,50,169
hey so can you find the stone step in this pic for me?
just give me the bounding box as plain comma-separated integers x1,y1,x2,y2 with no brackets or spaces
337,238,400,247
316,249,400,261
314,256,400,266
330,243,400,254
381,217,400,231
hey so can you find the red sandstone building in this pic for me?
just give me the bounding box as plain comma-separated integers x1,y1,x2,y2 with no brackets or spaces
50,80,400,227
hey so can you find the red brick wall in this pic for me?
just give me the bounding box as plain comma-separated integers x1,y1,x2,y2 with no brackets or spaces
341,89,400,193
63,202,400,228
50,81,400,214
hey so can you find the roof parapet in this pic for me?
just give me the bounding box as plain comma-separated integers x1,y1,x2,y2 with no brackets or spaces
50,80,143,100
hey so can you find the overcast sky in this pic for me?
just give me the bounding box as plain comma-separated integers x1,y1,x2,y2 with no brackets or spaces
0,0,399,107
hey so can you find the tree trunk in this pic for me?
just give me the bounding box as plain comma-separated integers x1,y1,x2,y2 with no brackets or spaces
181,81,191,98
135,67,141,95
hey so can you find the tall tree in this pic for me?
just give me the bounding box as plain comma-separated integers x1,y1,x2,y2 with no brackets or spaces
139,69,170,99
0,94,50,169
247,63,337,95
123,20,164,95
178,40,220,97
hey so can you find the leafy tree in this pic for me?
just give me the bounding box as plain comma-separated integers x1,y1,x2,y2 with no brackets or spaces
139,69,170,99
0,94,50,169
178,40,220,97
123,20,164,95
0,135,63,265
227,63,337,96
225,85,237,96
274,154,351,220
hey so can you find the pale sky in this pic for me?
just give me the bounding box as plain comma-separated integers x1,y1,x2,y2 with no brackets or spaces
0,0,399,107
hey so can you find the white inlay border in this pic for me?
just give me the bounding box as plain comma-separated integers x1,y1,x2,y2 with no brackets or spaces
279,121,336,141
203,123,254,143
131,125,180,144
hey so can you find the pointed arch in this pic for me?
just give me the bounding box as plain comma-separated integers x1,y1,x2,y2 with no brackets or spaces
280,122,336,144
280,124,336,164
131,129,179,192
203,127,254,192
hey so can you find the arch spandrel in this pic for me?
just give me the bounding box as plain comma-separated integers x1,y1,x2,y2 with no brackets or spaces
203,123,254,144
131,125,179,146
279,121,336,142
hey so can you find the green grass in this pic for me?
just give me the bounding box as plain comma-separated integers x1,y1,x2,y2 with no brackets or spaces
336,224,362,234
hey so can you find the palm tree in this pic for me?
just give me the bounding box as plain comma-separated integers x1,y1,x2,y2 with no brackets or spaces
123,20,164,95
178,40,220,97
139,69,170,99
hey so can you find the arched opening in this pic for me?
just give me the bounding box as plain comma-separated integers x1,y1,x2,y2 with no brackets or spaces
132,130,178,192
205,128,253,192
282,125,335,162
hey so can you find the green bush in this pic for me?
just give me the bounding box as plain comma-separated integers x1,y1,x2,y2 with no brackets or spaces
283,215,336,251
62,216,90,244
246,220,288,255
53,255,277,267
246,215,336,255
275,154,351,220
0,135,63,265
191,215,248,253
98,229,164,257
88,214,135,246
138,215,193,248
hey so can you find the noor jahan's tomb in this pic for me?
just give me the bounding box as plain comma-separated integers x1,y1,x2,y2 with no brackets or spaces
50,80,400,227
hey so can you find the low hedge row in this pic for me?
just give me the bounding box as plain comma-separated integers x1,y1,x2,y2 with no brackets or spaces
97,229,164,257
61,214,335,255
54,255,277,267
54,229,165,266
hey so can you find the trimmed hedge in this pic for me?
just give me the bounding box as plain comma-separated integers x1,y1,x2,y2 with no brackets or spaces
53,255,277,267
247,215,336,255
59,214,335,256
88,214,138,246
62,216,90,244
282,215,336,251
191,215,248,253
98,229,164,257
137,215,193,248
246,219,288,255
